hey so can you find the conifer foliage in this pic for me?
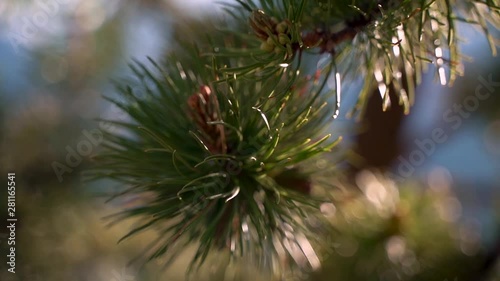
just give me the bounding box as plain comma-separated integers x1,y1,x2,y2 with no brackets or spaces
86,0,499,278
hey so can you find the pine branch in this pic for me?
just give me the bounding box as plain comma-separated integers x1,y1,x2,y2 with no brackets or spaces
86,0,500,278
216,0,499,116
86,41,341,275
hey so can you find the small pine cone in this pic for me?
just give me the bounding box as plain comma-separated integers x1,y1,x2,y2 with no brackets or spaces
188,85,227,154
249,10,277,40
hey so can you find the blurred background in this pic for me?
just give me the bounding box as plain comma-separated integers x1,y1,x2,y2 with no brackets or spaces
0,0,498,280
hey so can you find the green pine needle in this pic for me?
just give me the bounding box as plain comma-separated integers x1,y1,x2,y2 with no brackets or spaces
86,40,340,274
86,0,499,277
